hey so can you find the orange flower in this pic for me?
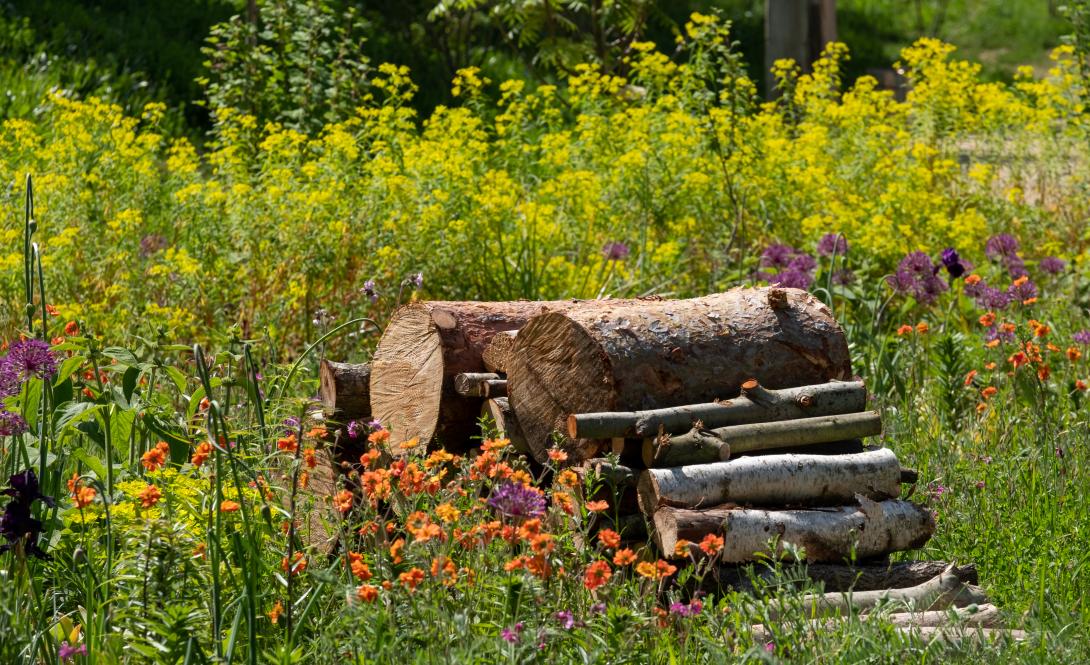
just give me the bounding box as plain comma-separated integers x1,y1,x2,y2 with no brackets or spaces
435,502,460,523
368,429,390,445
141,441,170,472
699,533,724,555
976,402,988,414
306,426,327,439
1000,322,1017,334
985,339,1000,349
585,500,609,512
915,322,929,335
552,491,575,515
655,560,678,578
547,449,568,462
398,437,421,451
613,548,637,566
431,556,458,585
70,475,96,509
597,529,621,549
635,561,657,579
303,447,317,468
1076,380,1088,391
1033,323,1050,338
399,567,425,590
555,469,579,488
333,490,353,514
359,448,382,468
964,274,982,286
356,584,379,603
530,533,555,555
1038,365,1051,381
1067,347,1082,362
348,552,372,581
481,438,510,452
517,518,542,539
220,500,241,513
672,539,692,558
191,442,213,466
45,304,58,316
277,434,298,453
583,560,612,590
267,600,283,625
985,362,997,370
978,312,995,327
281,552,307,576
981,386,997,399
138,484,162,508
64,321,79,336
963,370,977,386
896,324,913,336
389,538,405,564
1008,352,1029,369
1013,275,1029,287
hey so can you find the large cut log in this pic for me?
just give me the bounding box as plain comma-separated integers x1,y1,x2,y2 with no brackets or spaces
638,448,903,512
569,380,868,440
652,497,934,562
319,361,371,424
508,287,852,463
369,300,585,449
644,411,882,467
482,330,517,373
773,565,989,619
481,397,530,455
711,561,978,594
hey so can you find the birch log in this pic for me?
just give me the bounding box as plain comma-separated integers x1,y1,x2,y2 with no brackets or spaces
711,561,978,593
369,300,586,449
482,330,518,373
645,411,882,467
568,380,868,440
481,397,530,455
749,604,1004,642
454,373,503,397
652,497,934,562
638,448,903,512
508,287,852,463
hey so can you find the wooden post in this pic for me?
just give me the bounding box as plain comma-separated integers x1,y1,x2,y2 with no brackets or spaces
765,0,810,96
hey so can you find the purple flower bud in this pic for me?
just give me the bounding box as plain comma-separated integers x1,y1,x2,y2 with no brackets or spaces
361,279,379,303
985,234,1020,260
940,248,965,279
1074,330,1090,346
602,242,630,261
815,233,848,257
1039,256,1065,275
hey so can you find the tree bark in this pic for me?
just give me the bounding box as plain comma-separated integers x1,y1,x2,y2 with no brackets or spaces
482,330,518,373
568,380,867,440
369,300,585,450
652,496,934,562
481,397,530,455
645,411,881,467
711,561,978,593
509,287,852,463
749,604,1005,642
639,448,902,512
318,360,371,424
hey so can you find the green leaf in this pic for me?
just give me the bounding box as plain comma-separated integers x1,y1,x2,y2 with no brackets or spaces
71,447,108,480
54,355,86,385
163,366,189,393
101,347,139,366
122,366,140,402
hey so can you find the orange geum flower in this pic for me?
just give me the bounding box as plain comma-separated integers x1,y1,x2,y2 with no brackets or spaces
613,548,637,566
586,500,609,512
1077,380,1088,391
281,552,307,576
699,533,724,555
191,442,212,467
504,555,528,572
635,561,657,579
303,447,317,468
348,553,372,581
333,490,353,514
64,321,79,336
220,500,241,513
267,600,283,625
1038,365,1051,381
979,312,996,327
356,584,379,603
555,469,579,489
435,502,461,523
597,529,621,549
367,429,390,445
896,324,913,336
359,448,382,468
583,560,612,590
976,402,988,414
552,491,575,515
517,518,542,539
306,426,327,439
547,449,568,463
389,538,405,564
1013,275,1029,287
141,441,170,472
655,560,678,578
399,567,425,590
673,539,692,558
1067,347,1082,362
399,437,421,451
276,434,298,453
530,533,555,555
985,339,1000,349
985,362,997,370
481,438,510,452
72,482,96,509
431,556,458,585
138,484,162,509
964,274,982,286
915,322,929,335
1008,352,1029,369
963,370,977,386
1000,323,1017,335
981,386,997,399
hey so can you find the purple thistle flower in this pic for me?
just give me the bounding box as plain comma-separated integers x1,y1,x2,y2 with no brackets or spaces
1073,330,1090,346
815,233,848,257
0,410,28,437
58,642,87,661
361,280,379,303
501,622,524,643
346,420,364,440
488,481,546,520
3,339,58,381
1008,278,1038,303
985,234,1020,260
554,610,575,629
1039,257,1066,275
887,252,948,305
602,242,630,261
939,248,965,280
759,244,798,269
0,469,55,560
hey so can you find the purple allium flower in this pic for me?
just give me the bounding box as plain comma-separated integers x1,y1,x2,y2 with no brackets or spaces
361,280,378,303
973,285,1011,310
831,269,855,285
1008,278,1038,303
759,244,798,269
1004,254,1028,279
983,326,1015,345
0,361,19,398
602,242,630,261
554,610,575,629
1074,330,1090,346
985,234,1020,260
815,233,848,257
2,338,58,381
58,642,87,661
887,252,948,305
0,410,28,437
939,248,966,280
0,470,55,559
367,419,384,431
787,254,817,273
488,481,546,520
1039,257,1065,275
139,234,168,258
773,268,814,289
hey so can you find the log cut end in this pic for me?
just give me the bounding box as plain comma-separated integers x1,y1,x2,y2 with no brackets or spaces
318,360,371,423
369,304,446,445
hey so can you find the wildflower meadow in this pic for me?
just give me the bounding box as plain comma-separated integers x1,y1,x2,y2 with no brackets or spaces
2,4,1090,664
